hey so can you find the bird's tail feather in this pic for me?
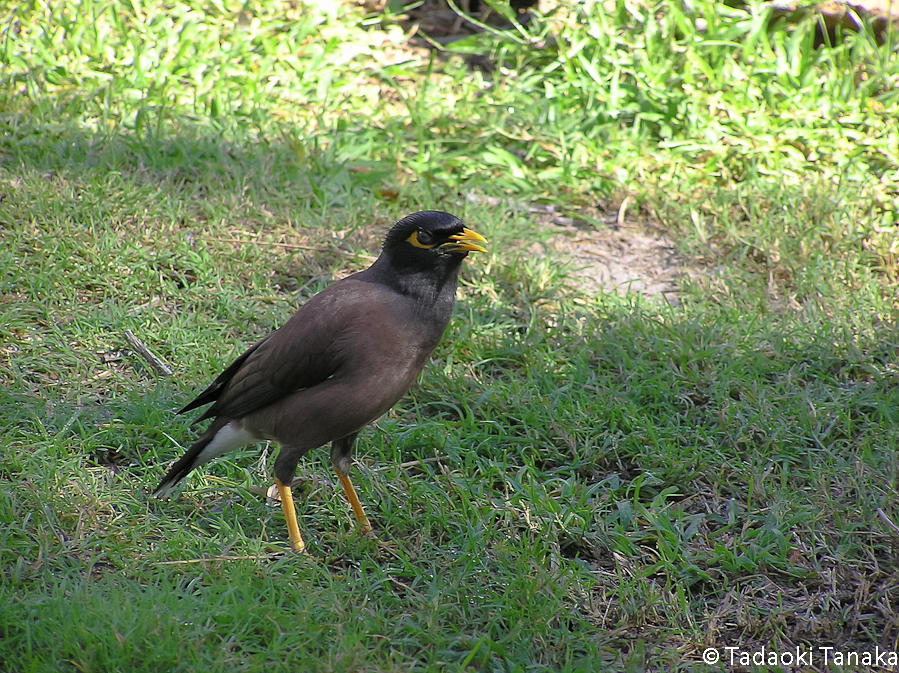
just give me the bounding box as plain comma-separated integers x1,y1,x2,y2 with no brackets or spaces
153,417,254,498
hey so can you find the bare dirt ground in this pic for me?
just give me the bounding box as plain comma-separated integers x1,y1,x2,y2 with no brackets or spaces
465,193,703,303
544,212,699,303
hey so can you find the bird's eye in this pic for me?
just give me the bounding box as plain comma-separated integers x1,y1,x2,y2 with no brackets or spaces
416,230,433,245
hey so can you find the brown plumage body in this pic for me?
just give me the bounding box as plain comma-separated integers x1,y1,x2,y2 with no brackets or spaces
152,211,487,552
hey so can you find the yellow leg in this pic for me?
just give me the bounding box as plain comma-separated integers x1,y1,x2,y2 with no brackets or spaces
335,470,373,535
275,478,305,553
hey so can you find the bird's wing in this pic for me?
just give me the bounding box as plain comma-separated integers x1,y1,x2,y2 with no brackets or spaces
185,277,386,422
178,336,271,417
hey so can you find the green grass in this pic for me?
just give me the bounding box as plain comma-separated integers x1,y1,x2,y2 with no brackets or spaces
2,0,898,670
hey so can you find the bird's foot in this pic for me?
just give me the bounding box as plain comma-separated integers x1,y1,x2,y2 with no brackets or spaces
275,478,308,555
357,516,374,536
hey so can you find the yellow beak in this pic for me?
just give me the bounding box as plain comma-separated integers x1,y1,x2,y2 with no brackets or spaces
441,227,488,254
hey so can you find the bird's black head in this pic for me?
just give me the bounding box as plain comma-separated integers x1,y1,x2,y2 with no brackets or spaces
369,211,487,299
382,211,487,261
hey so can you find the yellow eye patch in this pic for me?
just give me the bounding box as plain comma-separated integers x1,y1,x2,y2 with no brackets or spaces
406,231,435,249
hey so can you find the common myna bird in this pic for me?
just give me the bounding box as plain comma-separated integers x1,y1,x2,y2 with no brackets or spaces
153,211,487,553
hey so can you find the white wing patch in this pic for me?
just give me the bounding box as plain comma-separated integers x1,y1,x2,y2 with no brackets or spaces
195,422,257,466
152,422,258,499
